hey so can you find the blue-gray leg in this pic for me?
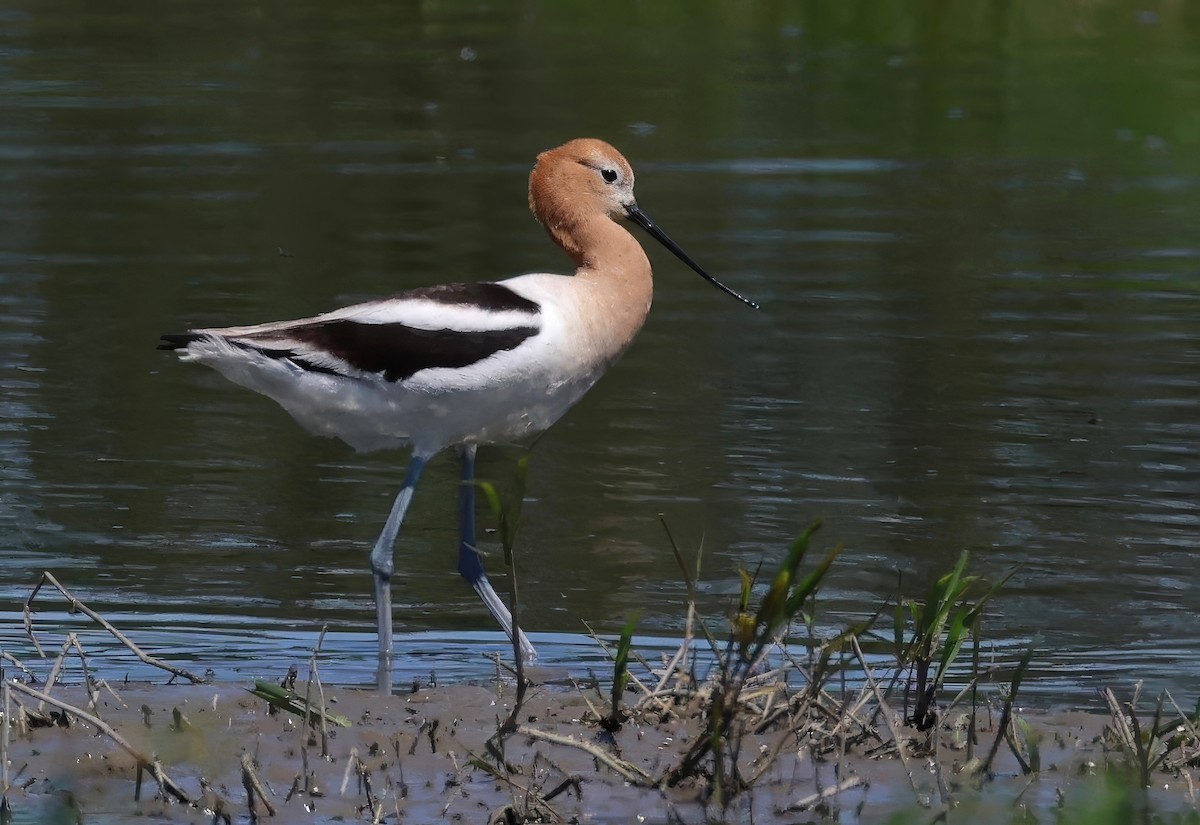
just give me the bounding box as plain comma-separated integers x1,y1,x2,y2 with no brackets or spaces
458,444,537,661
372,452,428,692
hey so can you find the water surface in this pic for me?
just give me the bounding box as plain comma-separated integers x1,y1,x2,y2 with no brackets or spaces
2,1,1198,702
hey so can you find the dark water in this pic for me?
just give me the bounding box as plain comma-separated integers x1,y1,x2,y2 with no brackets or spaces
2,2,1198,701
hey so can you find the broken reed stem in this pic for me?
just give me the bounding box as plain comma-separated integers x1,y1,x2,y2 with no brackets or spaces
475,755,566,824
670,546,701,694
1,679,10,796
1163,690,1200,772
309,625,330,757
151,761,182,804
296,627,332,789
1102,688,1136,753
652,515,705,695
651,631,693,701
38,634,99,716
579,621,654,702
440,753,469,817
541,773,581,804
659,515,722,663
6,680,192,805
23,571,206,684
932,715,951,805
978,671,1025,778
340,749,380,818
199,777,232,825
41,637,72,703
0,651,34,682
62,634,102,718
748,712,810,788
338,746,357,796
94,679,125,713
851,635,925,805
357,754,382,822
564,675,607,729
299,679,313,794
241,752,276,818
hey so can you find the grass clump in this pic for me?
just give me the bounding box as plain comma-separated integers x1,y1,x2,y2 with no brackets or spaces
891,550,1017,731
664,520,842,803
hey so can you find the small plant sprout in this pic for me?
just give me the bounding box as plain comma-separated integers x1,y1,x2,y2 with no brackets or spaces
476,454,533,725
666,520,841,805
737,520,840,673
892,550,1018,730
602,614,639,732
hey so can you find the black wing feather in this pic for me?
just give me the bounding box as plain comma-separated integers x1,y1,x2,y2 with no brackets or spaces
285,320,539,382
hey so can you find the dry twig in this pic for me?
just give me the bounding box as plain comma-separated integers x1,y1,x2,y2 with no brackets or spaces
23,572,206,684
514,724,656,787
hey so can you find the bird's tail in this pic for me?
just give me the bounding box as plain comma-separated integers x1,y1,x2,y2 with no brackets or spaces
157,333,204,351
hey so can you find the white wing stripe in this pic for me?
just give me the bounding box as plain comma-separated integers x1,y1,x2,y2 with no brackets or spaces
321,299,538,332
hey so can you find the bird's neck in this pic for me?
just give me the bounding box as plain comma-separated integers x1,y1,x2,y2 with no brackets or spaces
547,214,654,355
541,211,645,276
569,214,652,298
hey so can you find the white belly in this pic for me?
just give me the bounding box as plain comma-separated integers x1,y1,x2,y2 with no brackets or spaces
183,328,607,456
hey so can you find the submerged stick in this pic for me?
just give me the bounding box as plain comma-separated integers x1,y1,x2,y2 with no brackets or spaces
473,754,566,824
240,753,276,818
977,639,1038,778
514,725,655,787
307,625,331,757
198,777,232,825
354,753,380,821
23,572,206,684
783,775,865,813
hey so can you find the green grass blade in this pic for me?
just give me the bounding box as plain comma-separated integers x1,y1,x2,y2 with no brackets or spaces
249,681,353,728
784,543,841,617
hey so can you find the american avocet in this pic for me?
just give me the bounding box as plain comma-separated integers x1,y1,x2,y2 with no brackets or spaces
159,138,756,687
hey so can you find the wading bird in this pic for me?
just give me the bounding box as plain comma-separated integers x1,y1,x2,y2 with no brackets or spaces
159,138,756,690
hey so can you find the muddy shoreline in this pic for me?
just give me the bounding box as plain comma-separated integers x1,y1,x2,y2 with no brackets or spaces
3,673,1197,824
7,573,1198,822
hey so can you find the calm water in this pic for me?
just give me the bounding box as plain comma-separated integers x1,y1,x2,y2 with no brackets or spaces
1,2,1198,701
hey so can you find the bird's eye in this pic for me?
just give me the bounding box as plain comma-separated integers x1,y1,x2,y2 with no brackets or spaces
601,168,618,184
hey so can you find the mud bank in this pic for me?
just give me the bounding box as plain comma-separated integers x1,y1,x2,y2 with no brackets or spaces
3,676,1197,824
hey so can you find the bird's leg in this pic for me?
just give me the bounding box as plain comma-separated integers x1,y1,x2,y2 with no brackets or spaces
371,452,429,692
458,444,537,661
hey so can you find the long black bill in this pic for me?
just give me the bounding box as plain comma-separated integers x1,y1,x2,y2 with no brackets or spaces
625,204,760,310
